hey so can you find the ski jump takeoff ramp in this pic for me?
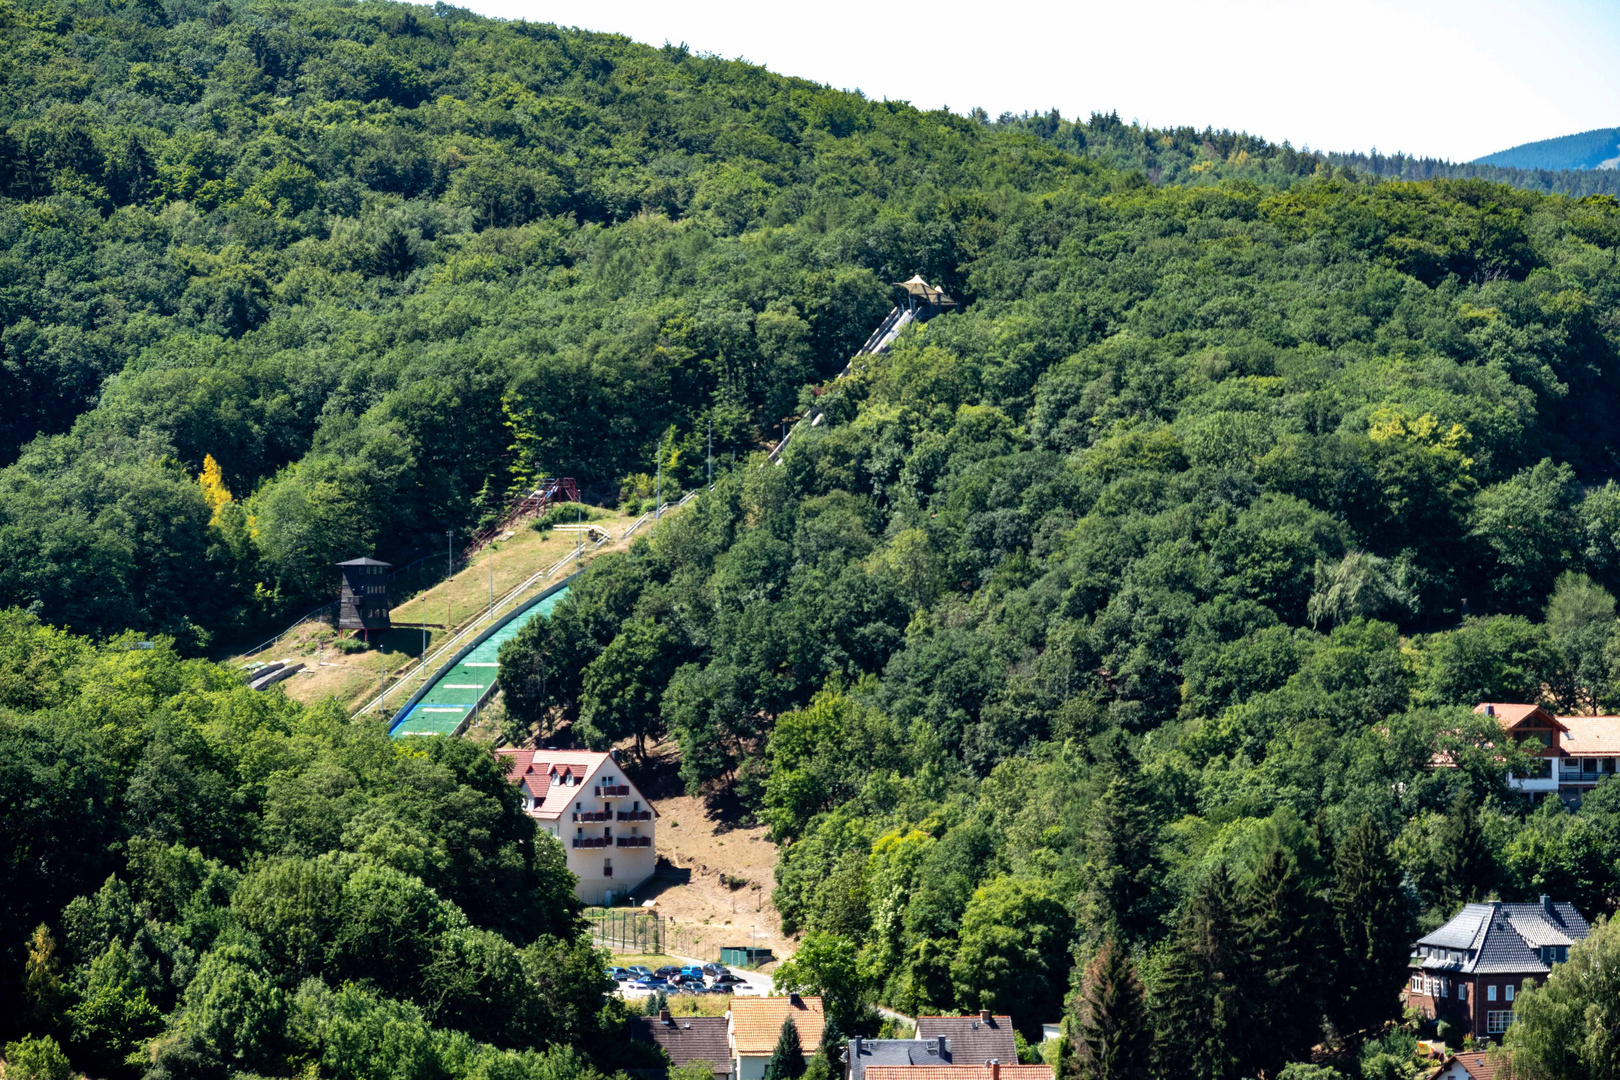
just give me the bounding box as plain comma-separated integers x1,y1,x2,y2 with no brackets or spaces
387,575,576,738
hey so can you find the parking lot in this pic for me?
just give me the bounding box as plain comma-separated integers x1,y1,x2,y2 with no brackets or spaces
610,958,775,999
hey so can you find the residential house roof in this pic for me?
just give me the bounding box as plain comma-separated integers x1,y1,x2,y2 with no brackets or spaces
1555,715,1620,757
631,1014,730,1078
865,1067,1051,1080
494,749,652,821
1415,900,1590,975
846,1038,951,1080
1472,703,1567,731
730,995,826,1057
1436,1050,1507,1080
913,1016,1018,1066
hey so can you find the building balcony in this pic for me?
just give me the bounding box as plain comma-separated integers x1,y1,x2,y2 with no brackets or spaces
573,811,612,822
572,836,610,849
615,835,651,848
616,809,652,821
597,784,630,798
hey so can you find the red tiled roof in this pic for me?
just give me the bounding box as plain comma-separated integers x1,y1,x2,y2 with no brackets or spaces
493,749,643,818
730,996,826,1056
1439,1050,1506,1080
1473,703,1568,732
1554,715,1620,756
866,1067,1051,1080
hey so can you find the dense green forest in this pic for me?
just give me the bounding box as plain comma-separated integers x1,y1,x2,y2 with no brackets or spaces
996,109,1620,197
0,0,1072,644
9,0,1620,1076
1475,126,1620,172
0,610,644,1080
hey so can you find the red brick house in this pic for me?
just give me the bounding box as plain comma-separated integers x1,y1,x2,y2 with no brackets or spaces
1403,897,1589,1040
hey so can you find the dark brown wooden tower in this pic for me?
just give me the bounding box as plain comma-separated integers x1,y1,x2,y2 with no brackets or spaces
336,557,392,631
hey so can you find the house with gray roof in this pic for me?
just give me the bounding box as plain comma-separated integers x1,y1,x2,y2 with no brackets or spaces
1404,896,1590,1041
844,1036,953,1080
912,1014,1017,1068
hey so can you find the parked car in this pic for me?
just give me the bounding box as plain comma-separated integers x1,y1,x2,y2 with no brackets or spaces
712,973,746,986
606,966,629,981
627,966,653,979
680,965,705,980
706,980,734,994
654,966,681,979
701,963,728,977
627,976,666,991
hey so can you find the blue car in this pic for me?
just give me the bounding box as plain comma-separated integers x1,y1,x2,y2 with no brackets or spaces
606,966,629,981
680,965,705,980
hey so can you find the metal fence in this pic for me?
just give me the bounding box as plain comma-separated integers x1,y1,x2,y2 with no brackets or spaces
587,910,665,954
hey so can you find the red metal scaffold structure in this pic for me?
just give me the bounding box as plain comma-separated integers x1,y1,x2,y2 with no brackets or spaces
467,477,580,551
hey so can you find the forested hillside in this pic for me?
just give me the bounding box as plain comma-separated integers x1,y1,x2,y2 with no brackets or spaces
0,610,627,1080
0,0,1089,644
496,76,1620,1080
10,0,1620,1076
997,109,1620,196
1476,126,1620,172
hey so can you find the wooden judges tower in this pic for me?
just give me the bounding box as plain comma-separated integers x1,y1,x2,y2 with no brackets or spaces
336,557,392,636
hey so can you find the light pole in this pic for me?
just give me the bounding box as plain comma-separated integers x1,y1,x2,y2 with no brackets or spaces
446,529,453,633
707,419,712,491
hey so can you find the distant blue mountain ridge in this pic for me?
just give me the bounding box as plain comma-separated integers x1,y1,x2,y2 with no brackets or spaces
1475,127,1620,171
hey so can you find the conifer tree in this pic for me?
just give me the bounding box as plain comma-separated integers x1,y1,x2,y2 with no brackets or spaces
1149,865,1249,1080
1435,788,1494,904
764,1016,806,1080
1239,846,1318,1078
1080,762,1162,943
1330,814,1413,1038
1072,937,1151,1080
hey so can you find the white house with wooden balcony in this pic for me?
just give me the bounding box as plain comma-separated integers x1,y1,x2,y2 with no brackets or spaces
495,748,656,905
1473,703,1620,802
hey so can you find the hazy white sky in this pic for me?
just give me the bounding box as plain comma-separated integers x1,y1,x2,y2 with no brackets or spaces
456,0,1620,163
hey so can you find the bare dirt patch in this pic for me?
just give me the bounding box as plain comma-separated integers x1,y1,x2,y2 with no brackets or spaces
619,739,795,965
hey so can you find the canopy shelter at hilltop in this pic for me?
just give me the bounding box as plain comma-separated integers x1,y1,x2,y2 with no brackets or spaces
894,274,958,311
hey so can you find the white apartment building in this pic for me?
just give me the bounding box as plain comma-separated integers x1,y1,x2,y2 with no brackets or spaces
495,748,656,905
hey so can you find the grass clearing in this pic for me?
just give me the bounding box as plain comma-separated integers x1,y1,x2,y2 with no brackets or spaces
228,506,648,713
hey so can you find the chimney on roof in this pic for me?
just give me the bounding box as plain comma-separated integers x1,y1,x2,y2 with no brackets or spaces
660,1009,672,1025
980,1009,991,1025
611,748,620,762
1542,894,1554,915
789,992,803,1007
1486,704,1496,717
853,1037,862,1057
938,1037,949,1058
989,1062,1001,1080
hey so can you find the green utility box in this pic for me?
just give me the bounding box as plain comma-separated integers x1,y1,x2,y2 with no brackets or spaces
719,946,774,968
